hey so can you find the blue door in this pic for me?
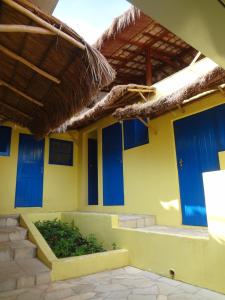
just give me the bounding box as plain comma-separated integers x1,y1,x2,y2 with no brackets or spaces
88,138,98,205
174,109,220,226
102,123,124,205
15,134,44,207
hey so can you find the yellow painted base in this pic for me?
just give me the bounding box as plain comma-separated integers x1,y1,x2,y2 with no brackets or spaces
62,212,225,295
52,249,129,281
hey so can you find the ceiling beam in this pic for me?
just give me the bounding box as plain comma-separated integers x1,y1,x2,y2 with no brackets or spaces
2,0,85,50
0,25,55,35
142,32,186,50
0,80,43,106
146,47,152,85
0,44,60,84
0,101,32,119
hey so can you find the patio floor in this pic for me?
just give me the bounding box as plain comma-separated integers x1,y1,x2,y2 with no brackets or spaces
0,267,225,300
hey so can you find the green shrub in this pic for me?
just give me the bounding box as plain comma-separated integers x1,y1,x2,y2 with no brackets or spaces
35,219,105,258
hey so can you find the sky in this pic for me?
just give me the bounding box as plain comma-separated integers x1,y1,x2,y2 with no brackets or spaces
53,0,131,45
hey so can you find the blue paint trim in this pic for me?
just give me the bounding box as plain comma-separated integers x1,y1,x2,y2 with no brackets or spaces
102,123,124,206
123,119,149,150
15,134,44,208
49,138,73,166
88,138,98,205
0,126,12,156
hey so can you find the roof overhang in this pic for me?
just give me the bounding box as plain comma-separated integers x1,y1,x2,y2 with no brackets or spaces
28,0,58,14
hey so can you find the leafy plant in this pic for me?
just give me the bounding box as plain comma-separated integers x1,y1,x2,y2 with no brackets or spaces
112,242,118,250
35,219,105,258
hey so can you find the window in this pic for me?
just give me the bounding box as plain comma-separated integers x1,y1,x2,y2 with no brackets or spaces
0,126,12,156
49,138,73,166
123,119,149,150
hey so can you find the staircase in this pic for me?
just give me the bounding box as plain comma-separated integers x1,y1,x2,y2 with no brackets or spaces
118,214,156,228
0,214,51,292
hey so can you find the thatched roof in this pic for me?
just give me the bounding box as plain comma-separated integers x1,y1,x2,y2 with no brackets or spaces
0,0,115,137
94,6,198,89
67,84,155,130
113,65,225,121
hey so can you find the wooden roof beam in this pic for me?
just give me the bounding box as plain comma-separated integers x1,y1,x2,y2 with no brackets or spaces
114,29,167,70
2,0,85,50
107,55,145,64
0,101,32,119
110,62,145,73
0,44,60,84
146,47,152,85
0,25,55,35
143,32,186,50
0,80,43,106
121,49,179,70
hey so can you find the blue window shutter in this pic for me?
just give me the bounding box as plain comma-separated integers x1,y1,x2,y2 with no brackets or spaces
49,138,73,166
123,119,149,150
0,126,12,156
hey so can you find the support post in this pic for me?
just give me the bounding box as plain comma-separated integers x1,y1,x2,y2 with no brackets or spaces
146,47,152,86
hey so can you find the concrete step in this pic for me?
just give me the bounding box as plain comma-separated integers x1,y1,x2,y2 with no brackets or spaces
0,240,37,262
119,214,156,228
0,214,19,227
0,226,27,242
0,258,51,292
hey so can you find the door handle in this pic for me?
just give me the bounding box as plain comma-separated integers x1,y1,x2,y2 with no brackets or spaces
179,159,183,169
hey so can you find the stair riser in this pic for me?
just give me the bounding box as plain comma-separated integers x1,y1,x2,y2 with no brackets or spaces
119,216,156,228
0,218,19,227
0,272,50,292
0,247,36,262
0,231,27,242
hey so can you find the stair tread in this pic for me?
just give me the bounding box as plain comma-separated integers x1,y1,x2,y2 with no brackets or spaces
0,239,36,250
0,258,50,281
0,214,19,220
0,226,26,234
119,214,155,221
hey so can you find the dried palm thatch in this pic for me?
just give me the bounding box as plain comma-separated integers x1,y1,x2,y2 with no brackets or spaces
94,6,140,51
113,66,225,120
0,0,115,137
67,84,155,130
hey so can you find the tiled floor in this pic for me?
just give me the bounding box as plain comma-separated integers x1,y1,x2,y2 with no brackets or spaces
0,266,225,300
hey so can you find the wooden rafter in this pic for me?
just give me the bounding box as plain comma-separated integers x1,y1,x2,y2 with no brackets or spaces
113,29,167,70
0,101,32,119
0,44,60,84
0,80,43,106
110,62,145,73
0,25,55,35
2,0,85,50
146,47,152,85
142,32,186,50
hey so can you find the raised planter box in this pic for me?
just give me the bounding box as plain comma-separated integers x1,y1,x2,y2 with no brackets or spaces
52,249,129,281
20,213,129,281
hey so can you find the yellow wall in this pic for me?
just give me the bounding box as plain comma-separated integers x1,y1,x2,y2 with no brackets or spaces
78,92,225,227
62,212,225,294
0,125,78,214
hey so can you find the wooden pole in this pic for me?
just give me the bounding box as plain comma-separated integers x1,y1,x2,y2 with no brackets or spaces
146,47,152,86
0,24,54,35
0,44,60,84
2,0,85,51
0,101,32,119
0,80,43,106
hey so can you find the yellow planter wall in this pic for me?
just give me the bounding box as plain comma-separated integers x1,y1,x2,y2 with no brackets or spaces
0,125,78,214
77,92,225,227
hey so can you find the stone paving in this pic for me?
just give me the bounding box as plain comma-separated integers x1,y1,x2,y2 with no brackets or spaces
0,266,225,300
